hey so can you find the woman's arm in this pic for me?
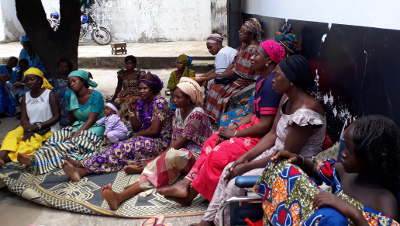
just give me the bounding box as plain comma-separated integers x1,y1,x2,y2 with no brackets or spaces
38,91,61,129
220,114,275,138
133,119,162,138
169,135,188,150
72,112,100,137
110,73,123,101
68,111,77,126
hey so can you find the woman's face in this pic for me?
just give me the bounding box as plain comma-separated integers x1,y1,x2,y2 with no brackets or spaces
24,74,42,91
58,62,70,75
206,43,220,55
250,46,269,71
271,65,292,94
341,124,362,173
138,82,153,101
68,76,85,92
125,60,135,71
239,27,253,42
176,59,185,71
22,41,34,55
172,88,191,108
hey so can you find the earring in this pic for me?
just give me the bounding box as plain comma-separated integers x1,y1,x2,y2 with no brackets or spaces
290,82,294,86
265,63,269,67
188,101,190,104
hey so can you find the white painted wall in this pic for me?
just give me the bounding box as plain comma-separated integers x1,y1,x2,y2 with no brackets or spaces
0,0,24,41
243,0,400,30
1,0,214,42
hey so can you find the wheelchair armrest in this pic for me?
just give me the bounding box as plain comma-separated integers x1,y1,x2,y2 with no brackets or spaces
235,176,260,188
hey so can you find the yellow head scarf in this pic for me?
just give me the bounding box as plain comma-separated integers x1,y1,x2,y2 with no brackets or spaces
176,77,203,107
24,67,53,90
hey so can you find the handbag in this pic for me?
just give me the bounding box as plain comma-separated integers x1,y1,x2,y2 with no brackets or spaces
214,74,239,85
35,127,51,135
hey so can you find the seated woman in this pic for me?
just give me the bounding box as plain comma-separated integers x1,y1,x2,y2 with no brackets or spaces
205,18,263,123
62,73,173,181
157,40,286,205
219,24,302,128
195,34,237,88
167,54,195,110
0,68,60,167
255,115,400,225
0,56,18,116
16,70,105,175
52,58,73,127
197,55,326,225
110,55,145,119
17,35,46,74
100,77,212,210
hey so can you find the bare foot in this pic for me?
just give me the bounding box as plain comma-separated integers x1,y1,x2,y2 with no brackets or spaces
164,196,193,207
64,155,82,168
17,153,32,167
123,164,144,174
157,180,190,198
62,160,82,182
101,183,122,210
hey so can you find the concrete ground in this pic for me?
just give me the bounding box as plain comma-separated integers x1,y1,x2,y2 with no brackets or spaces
0,41,212,226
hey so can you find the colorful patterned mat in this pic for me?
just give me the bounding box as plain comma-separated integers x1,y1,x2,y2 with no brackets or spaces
0,167,208,218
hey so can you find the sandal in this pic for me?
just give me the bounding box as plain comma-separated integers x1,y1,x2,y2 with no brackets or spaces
142,215,165,226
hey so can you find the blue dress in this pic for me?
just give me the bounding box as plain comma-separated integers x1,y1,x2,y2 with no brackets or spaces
0,65,17,115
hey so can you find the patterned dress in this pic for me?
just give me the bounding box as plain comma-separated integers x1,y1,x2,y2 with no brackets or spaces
138,107,212,191
205,44,259,123
218,90,255,128
254,159,400,226
82,96,173,173
188,74,282,201
202,106,326,225
115,69,145,117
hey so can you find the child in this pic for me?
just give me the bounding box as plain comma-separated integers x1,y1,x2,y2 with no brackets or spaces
256,115,400,225
12,58,30,105
0,56,18,116
96,101,128,145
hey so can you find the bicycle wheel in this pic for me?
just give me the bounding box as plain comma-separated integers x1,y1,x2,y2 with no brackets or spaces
92,27,112,45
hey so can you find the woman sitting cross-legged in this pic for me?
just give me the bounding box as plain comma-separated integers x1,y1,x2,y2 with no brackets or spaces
0,68,60,167
62,72,173,181
101,77,212,210
254,115,400,225
16,70,105,174
157,40,286,206
196,55,327,226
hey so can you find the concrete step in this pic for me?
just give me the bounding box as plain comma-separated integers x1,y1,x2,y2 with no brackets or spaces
78,56,215,73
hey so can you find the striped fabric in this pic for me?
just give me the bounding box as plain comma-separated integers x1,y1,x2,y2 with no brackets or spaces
29,127,101,175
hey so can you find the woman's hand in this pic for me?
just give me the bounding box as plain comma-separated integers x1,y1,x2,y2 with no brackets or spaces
224,161,249,181
216,136,225,145
238,97,250,106
13,82,24,87
0,74,11,82
270,150,303,167
228,123,240,130
22,130,36,142
219,127,235,139
128,96,139,112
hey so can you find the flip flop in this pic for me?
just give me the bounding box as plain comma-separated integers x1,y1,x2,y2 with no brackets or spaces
142,215,165,226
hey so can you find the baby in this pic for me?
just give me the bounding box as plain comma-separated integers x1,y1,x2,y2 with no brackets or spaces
96,101,128,145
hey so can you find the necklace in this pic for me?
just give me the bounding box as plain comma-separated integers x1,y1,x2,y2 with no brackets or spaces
136,97,157,130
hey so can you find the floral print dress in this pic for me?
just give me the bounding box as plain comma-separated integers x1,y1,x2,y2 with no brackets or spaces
82,96,173,173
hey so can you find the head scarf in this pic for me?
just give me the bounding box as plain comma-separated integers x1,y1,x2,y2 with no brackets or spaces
207,34,223,45
20,35,29,45
68,70,98,88
275,24,302,54
260,40,286,64
242,18,264,43
278,55,316,90
176,77,203,107
106,102,119,114
139,72,164,94
177,54,193,77
24,67,53,90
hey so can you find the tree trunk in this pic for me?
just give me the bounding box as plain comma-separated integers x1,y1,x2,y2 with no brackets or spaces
15,0,81,78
